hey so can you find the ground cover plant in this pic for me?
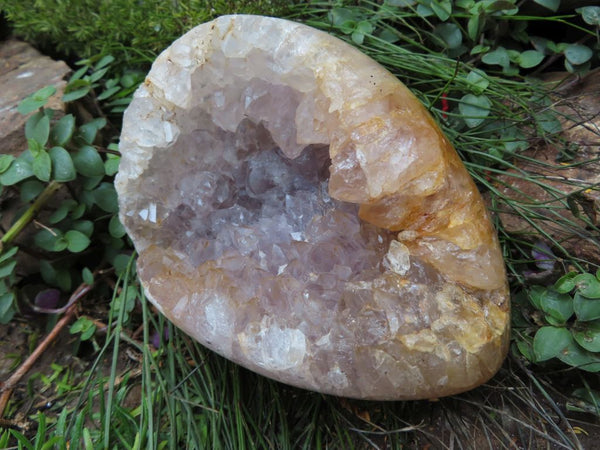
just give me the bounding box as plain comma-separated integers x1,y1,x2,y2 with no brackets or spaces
0,0,600,448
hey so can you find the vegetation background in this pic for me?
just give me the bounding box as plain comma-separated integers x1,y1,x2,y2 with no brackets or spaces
0,0,599,448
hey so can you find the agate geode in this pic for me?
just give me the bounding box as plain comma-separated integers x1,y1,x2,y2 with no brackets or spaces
116,15,510,400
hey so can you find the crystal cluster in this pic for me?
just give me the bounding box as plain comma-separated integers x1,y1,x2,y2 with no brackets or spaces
116,15,510,400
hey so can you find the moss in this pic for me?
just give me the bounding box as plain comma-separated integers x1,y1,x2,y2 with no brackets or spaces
1,0,294,67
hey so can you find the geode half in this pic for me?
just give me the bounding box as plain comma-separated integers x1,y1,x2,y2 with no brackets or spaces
116,15,510,400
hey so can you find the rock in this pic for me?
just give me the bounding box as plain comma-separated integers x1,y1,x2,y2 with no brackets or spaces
116,15,509,400
0,40,70,156
494,69,600,264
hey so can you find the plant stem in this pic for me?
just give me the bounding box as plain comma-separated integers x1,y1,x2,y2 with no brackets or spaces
0,282,90,417
0,180,61,252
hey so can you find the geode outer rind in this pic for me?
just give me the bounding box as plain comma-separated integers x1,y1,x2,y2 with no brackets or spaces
116,15,510,400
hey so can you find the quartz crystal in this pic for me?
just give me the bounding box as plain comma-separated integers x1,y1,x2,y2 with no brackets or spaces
116,15,510,400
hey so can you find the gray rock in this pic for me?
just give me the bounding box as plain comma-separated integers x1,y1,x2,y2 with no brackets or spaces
0,40,70,156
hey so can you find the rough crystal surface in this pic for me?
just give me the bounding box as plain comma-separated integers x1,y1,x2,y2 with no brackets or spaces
116,15,510,400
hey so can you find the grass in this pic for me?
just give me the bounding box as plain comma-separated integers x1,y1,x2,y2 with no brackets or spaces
1,0,600,448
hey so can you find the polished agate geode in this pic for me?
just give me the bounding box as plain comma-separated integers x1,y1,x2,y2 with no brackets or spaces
116,15,510,400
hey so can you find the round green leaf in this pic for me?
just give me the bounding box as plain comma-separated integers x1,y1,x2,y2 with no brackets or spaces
82,267,94,285
50,114,76,146
73,145,105,177
104,154,120,176
33,151,52,182
65,230,91,253
578,6,600,25
25,110,51,146
49,146,76,182
49,200,77,224
517,50,545,69
557,339,600,372
93,182,119,213
19,180,44,202
554,271,578,293
573,321,600,353
574,292,600,321
539,289,574,323
482,47,510,68
574,273,600,298
17,86,56,115
465,70,489,94
71,220,94,237
77,118,107,145
533,326,572,362
564,44,593,65
434,23,462,49
0,152,33,185
534,0,560,12
0,155,15,174
109,215,127,238
34,228,68,252
459,94,491,128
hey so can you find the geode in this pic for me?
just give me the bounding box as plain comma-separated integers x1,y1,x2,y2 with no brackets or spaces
116,15,510,400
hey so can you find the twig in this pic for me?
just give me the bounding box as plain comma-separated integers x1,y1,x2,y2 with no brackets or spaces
0,282,92,417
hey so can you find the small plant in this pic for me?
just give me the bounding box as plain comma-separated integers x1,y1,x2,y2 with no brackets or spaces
0,56,134,323
514,270,600,371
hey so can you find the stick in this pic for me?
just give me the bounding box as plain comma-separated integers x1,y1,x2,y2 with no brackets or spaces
0,283,91,417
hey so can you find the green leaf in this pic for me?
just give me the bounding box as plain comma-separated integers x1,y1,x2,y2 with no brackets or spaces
574,292,600,321
17,86,56,114
93,182,119,213
34,228,68,252
33,150,52,182
557,338,600,372
0,292,16,324
534,0,560,12
470,44,490,55
434,23,462,49
112,253,132,276
49,199,77,224
554,271,578,293
539,289,574,323
20,180,44,202
50,114,76,146
65,230,91,253
0,259,17,278
49,146,77,182
536,111,562,134
0,152,34,185
574,273,600,298
578,6,600,26
533,326,572,362
482,47,510,68
430,0,452,21
564,44,593,65
517,50,545,69
25,110,51,146
62,79,91,102
0,246,18,264
71,220,94,237
73,145,105,177
104,154,120,176
94,54,115,71
573,320,600,353
459,94,491,128
109,215,126,238
0,155,15,174
467,14,481,41
28,137,44,157
78,118,107,144
82,267,94,285
465,70,489,94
